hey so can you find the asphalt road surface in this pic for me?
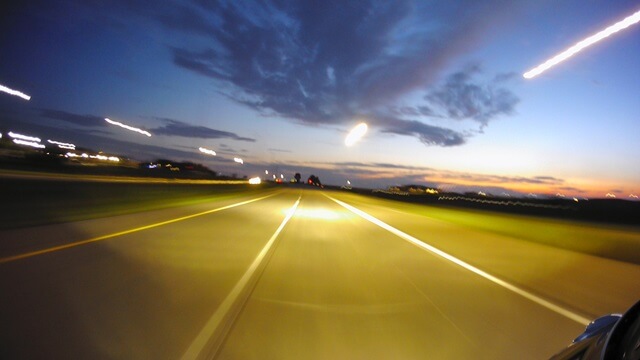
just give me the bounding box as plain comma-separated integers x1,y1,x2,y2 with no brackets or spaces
1,188,638,359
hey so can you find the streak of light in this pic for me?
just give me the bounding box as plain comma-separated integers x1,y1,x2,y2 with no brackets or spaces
65,152,119,162
47,140,76,150
249,177,262,185
0,83,31,100
573,197,579,202
265,170,269,175
0,133,2,139
524,10,640,79
346,180,351,185
104,118,152,137
8,131,41,143
556,193,565,198
629,194,638,199
280,174,284,179
13,139,45,148
234,157,244,164
199,147,217,156
345,122,368,146
605,193,617,198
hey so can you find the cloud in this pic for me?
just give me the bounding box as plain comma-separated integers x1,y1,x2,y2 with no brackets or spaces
268,148,292,153
375,116,466,146
40,109,106,127
150,118,255,142
423,66,520,128
159,0,521,146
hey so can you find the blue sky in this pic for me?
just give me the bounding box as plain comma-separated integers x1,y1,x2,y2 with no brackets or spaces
0,0,638,198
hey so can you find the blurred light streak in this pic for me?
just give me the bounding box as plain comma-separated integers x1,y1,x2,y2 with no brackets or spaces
65,152,119,162
104,118,152,137
48,140,76,150
345,122,368,146
9,131,41,143
605,193,617,198
0,83,31,100
234,157,244,164
199,147,217,156
524,10,640,79
13,139,45,148
630,194,638,199
249,177,261,185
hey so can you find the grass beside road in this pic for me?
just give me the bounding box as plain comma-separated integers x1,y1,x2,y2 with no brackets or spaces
339,192,640,265
0,176,272,230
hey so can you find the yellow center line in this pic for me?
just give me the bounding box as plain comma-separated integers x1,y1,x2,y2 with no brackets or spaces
0,193,277,265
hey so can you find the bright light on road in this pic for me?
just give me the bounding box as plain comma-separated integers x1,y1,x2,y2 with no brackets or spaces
199,147,217,156
345,123,368,147
0,83,31,100
234,157,244,164
105,118,152,137
524,10,640,79
249,177,262,185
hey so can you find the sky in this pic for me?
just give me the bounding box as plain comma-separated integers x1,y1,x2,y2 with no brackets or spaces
0,0,638,198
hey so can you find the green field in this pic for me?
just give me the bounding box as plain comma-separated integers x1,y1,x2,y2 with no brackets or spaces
0,176,273,229
339,192,640,265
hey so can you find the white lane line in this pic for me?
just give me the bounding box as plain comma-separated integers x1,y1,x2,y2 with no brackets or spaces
325,195,591,326
181,197,301,360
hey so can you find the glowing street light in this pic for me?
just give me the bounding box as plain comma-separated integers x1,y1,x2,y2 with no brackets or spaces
48,139,76,150
105,118,151,137
9,131,41,143
345,122,368,147
233,157,244,164
199,147,216,156
0,83,31,100
13,139,45,148
524,10,640,79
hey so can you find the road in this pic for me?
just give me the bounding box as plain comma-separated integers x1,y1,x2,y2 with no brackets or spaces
1,187,638,359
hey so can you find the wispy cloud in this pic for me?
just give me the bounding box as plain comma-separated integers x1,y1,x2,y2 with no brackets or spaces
40,109,106,127
150,118,255,142
153,0,521,146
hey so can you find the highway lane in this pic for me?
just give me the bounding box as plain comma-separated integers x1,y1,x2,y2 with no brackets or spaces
215,190,590,360
1,187,638,359
0,189,300,358
325,191,640,317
